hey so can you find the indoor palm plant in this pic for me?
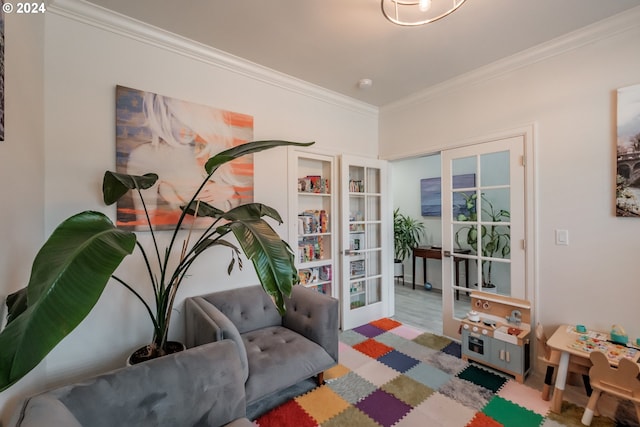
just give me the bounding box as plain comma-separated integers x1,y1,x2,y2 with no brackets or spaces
0,139,311,391
454,192,510,289
393,208,425,278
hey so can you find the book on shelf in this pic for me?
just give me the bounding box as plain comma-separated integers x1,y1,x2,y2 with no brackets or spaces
350,259,365,277
298,236,325,262
298,210,329,234
349,179,364,192
319,265,332,281
298,265,332,284
298,175,330,194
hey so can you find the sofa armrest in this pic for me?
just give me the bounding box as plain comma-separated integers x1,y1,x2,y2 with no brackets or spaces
13,395,82,427
15,341,248,427
283,285,339,362
184,297,249,382
184,297,223,348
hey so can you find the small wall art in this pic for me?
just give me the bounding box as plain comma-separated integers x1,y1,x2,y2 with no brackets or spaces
115,86,254,230
421,173,475,217
616,83,640,217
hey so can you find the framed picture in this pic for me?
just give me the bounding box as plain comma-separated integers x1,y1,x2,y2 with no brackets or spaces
115,86,254,230
421,174,475,217
616,83,640,217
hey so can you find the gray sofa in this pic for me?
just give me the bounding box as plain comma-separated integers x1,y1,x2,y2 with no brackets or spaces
11,340,252,427
185,284,339,409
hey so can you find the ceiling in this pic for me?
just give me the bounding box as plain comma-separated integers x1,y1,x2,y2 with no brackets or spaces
83,0,640,107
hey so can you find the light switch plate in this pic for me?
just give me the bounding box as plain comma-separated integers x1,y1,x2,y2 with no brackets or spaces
555,229,569,246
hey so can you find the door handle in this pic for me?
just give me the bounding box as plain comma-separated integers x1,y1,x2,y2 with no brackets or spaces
343,249,356,256
443,250,451,258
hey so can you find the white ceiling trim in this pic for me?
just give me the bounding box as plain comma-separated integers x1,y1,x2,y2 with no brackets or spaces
47,0,379,118
382,5,640,113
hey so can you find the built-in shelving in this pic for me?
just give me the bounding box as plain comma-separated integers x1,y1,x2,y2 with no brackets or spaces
288,149,336,297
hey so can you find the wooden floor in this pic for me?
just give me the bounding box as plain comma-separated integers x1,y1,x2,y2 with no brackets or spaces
392,281,471,336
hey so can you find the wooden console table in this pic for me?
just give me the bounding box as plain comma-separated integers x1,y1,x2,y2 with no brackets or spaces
412,247,470,299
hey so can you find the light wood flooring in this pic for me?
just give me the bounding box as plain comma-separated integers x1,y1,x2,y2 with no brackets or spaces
392,281,471,336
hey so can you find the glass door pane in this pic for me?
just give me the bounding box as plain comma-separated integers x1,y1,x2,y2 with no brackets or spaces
441,136,525,339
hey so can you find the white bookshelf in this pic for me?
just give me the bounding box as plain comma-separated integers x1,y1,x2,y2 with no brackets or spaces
288,149,337,298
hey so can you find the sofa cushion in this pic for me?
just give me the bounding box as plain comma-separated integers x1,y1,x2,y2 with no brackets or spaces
242,326,336,404
200,285,282,334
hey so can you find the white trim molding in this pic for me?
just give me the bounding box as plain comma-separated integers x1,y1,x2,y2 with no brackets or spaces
47,0,379,118
382,5,640,113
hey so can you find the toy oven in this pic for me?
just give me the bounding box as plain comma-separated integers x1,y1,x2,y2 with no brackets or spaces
462,330,491,364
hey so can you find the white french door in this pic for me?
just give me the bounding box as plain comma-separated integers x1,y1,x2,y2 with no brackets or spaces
340,155,391,330
441,136,526,338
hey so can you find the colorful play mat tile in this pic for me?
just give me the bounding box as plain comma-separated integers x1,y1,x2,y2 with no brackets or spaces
352,338,394,358
255,319,630,427
482,395,545,427
355,389,413,427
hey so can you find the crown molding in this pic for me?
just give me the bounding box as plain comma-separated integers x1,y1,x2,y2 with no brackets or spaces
47,0,379,118
382,5,640,113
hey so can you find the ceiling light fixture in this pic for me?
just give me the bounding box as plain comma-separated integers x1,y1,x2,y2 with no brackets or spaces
381,0,466,27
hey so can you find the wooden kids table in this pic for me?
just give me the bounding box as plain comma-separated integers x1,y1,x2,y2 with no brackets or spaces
546,324,640,413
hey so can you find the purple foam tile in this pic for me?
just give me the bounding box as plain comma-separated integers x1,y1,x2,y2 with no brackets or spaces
353,323,386,338
377,350,420,373
355,389,412,427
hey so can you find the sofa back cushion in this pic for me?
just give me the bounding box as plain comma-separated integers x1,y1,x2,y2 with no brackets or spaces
200,285,282,333
16,340,246,427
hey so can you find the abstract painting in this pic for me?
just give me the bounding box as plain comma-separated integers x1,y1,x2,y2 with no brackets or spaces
115,86,254,230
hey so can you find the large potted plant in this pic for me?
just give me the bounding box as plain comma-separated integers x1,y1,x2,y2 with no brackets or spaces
454,193,510,290
0,139,311,391
393,208,425,281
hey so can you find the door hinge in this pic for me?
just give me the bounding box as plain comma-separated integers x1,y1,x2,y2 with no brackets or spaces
520,239,526,250
520,155,525,167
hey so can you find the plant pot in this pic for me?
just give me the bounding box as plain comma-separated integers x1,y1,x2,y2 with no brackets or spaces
472,283,497,294
127,341,185,366
394,260,404,278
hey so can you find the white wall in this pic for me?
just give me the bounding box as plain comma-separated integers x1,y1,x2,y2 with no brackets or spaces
0,5,378,423
381,9,640,340
0,11,47,423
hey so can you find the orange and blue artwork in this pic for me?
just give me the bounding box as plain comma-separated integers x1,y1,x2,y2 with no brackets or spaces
115,86,254,230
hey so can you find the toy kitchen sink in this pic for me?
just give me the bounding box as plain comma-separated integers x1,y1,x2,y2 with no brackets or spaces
460,291,531,382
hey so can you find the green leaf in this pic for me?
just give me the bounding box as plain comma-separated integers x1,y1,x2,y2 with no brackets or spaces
229,218,297,315
103,171,158,205
223,203,283,224
205,140,314,175
182,200,224,218
0,211,136,391
5,288,28,325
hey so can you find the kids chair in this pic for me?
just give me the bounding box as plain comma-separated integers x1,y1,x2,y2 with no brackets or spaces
536,323,592,400
581,350,640,426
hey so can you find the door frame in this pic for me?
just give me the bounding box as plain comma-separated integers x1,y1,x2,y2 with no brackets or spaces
385,124,538,335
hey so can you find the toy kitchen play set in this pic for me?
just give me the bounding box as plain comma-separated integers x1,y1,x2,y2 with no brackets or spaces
461,291,531,382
